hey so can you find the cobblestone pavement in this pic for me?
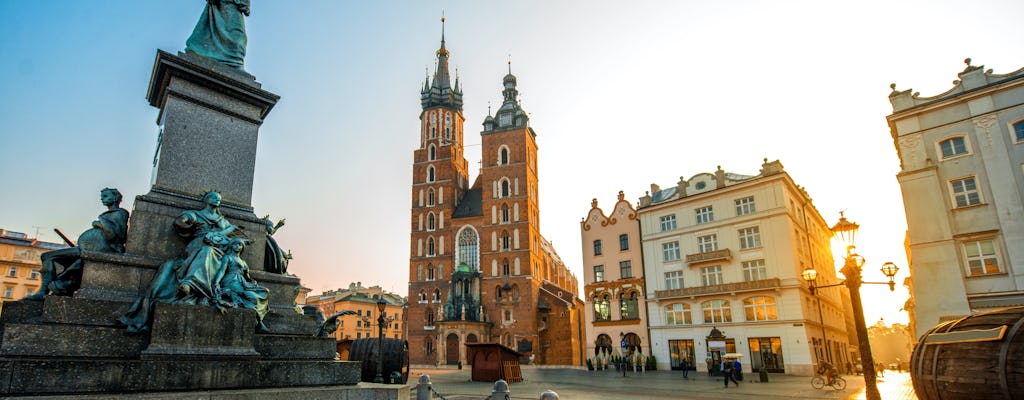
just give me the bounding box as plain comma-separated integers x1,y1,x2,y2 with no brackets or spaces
411,366,919,400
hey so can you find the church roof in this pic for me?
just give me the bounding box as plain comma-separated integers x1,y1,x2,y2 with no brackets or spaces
452,188,483,218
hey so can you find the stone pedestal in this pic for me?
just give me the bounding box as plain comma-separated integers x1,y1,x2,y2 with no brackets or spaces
0,50,367,397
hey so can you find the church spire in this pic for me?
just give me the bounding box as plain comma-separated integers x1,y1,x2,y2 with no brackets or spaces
421,16,463,111
483,57,528,132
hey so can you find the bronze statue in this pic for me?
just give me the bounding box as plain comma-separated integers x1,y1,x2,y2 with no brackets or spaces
27,188,129,300
185,0,251,71
217,237,270,331
262,215,290,274
120,191,247,333
315,310,357,338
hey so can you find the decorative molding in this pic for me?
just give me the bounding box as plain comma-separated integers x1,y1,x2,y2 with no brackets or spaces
654,278,781,299
973,114,998,148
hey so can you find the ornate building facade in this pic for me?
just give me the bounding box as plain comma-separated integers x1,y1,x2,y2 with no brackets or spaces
0,229,65,312
304,282,406,342
580,192,650,359
638,160,854,376
406,30,584,366
888,60,1024,339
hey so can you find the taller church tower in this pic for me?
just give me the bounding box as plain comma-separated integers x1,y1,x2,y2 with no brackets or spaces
407,23,584,367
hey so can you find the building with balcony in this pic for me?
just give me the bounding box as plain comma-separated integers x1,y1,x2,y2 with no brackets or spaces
580,191,648,360
888,60,1024,339
305,282,406,342
0,229,66,312
638,160,854,376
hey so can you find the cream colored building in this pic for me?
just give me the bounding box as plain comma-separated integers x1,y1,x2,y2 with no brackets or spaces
580,191,649,360
0,229,65,311
306,282,406,342
888,60,1024,339
638,160,853,376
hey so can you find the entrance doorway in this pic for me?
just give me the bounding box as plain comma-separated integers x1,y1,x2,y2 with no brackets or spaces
623,332,642,356
668,339,695,371
446,333,460,365
749,337,785,373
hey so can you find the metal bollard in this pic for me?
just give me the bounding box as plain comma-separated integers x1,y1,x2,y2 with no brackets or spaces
492,379,510,400
539,389,559,399
416,374,433,400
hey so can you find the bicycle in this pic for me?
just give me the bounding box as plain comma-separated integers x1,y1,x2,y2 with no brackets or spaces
811,374,846,390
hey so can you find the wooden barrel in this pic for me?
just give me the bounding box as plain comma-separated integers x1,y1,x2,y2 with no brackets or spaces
910,306,1024,400
347,338,409,384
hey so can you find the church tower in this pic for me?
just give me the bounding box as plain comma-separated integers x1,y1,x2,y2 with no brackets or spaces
407,25,585,367
408,20,467,364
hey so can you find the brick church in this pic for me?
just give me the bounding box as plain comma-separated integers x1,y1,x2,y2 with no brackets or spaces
407,26,584,367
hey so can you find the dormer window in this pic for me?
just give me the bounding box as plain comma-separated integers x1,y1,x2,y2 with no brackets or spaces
499,113,512,126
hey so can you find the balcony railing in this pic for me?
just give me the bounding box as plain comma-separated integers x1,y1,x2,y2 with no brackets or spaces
686,248,731,265
654,277,781,299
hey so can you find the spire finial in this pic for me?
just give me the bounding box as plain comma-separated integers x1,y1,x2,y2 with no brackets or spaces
507,54,512,74
488,102,492,115
441,12,446,42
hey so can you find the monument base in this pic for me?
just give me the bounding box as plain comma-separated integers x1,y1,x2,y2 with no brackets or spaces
0,383,410,400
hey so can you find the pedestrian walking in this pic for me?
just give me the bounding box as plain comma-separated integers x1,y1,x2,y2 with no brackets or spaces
681,356,689,379
723,358,739,387
706,357,713,377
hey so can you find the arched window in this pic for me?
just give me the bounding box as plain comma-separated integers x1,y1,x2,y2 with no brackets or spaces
428,144,436,161
457,228,479,271
500,179,510,198
433,289,441,301
502,259,510,276
665,303,692,325
427,213,436,231
499,147,509,165
743,296,778,321
418,291,427,302
595,334,613,355
427,188,435,206
502,231,511,251
702,299,732,323
425,310,435,326
427,237,436,256
427,166,435,182
496,285,503,300
594,294,611,321
427,265,435,281
425,337,434,354
619,291,639,320
501,204,510,223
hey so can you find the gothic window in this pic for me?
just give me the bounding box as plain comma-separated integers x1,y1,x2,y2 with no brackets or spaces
501,204,510,223
502,231,511,251
427,166,435,182
457,228,479,271
499,146,510,165
427,188,435,206
425,310,435,327
500,179,510,197
427,237,436,256
427,213,436,231
427,265,435,281
418,291,426,302
433,289,441,301
502,259,511,276
428,144,436,161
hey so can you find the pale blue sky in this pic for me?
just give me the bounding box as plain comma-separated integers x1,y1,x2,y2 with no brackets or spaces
2,0,1023,326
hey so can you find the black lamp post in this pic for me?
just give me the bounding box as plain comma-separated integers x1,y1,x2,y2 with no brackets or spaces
802,212,899,400
375,297,387,384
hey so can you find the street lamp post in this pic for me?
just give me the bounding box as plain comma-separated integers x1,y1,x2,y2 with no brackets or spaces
801,212,900,400
375,298,387,384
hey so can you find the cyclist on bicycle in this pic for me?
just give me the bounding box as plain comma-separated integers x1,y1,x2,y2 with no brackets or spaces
817,361,839,385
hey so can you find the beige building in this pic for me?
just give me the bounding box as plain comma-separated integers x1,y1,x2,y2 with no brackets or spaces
888,60,1024,339
580,191,649,360
305,282,406,342
638,160,854,375
0,229,65,311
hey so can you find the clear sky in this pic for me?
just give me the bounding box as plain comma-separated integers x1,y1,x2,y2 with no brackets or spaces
2,0,1022,327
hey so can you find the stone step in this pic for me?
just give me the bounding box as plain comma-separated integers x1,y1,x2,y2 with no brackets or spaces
0,358,361,395
255,334,337,360
0,323,145,358
41,296,126,327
